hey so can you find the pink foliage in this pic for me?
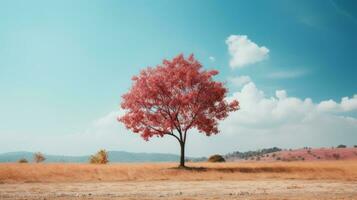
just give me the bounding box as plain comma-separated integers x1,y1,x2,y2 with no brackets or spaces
118,54,239,141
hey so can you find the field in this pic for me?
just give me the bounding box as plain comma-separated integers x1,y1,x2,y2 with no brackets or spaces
1,161,357,199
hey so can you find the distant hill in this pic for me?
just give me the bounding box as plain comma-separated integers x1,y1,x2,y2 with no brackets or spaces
225,147,357,162
225,147,282,161
0,151,182,163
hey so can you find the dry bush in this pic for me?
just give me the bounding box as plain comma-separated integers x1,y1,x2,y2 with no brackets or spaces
208,154,225,162
33,152,46,163
90,149,109,164
332,153,340,160
17,158,28,163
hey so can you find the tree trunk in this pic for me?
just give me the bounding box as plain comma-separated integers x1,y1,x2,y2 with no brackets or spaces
179,141,185,167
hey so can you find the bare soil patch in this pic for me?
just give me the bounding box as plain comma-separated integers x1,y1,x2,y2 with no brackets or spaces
0,180,356,200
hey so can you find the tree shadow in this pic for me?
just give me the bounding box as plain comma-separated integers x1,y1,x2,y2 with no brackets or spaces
168,166,318,173
169,166,208,171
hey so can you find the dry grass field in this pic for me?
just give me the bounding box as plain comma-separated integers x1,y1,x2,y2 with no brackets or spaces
1,161,357,199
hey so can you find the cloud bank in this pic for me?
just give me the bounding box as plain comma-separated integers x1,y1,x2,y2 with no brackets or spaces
2,76,355,157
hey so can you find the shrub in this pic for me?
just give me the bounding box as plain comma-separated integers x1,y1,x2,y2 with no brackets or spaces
33,152,46,163
18,158,28,163
354,145,357,148
337,144,346,148
276,157,281,160
207,154,225,162
332,153,340,160
90,149,109,164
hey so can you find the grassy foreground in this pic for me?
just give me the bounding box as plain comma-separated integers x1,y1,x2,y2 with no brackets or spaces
1,160,357,183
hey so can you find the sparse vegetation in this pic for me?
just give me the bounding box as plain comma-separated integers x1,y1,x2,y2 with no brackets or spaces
17,158,28,163
33,152,46,163
225,147,281,160
208,154,225,162
89,149,109,164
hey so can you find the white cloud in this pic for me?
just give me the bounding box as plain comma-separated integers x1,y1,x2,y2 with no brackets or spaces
266,69,307,79
318,95,357,112
226,35,269,68
229,75,252,87
341,95,357,111
225,82,315,129
317,99,338,112
209,56,215,62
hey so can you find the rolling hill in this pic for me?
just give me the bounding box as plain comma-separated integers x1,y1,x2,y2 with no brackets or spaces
225,147,357,162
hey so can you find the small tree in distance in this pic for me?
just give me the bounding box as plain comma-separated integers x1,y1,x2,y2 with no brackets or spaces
33,152,46,163
90,149,109,164
119,54,239,167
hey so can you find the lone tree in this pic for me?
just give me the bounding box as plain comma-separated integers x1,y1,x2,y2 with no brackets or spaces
33,152,46,163
119,54,239,167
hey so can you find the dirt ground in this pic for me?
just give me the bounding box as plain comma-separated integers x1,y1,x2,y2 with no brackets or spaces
1,180,356,200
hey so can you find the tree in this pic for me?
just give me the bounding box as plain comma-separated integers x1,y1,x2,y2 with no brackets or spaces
33,152,46,163
90,149,109,164
119,54,239,167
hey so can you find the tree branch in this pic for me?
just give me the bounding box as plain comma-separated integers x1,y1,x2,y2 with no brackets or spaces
166,132,181,142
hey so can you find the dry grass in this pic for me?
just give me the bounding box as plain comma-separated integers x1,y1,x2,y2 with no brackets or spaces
1,160,357,183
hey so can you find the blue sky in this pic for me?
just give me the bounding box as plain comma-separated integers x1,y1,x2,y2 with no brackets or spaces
0,0,356,156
